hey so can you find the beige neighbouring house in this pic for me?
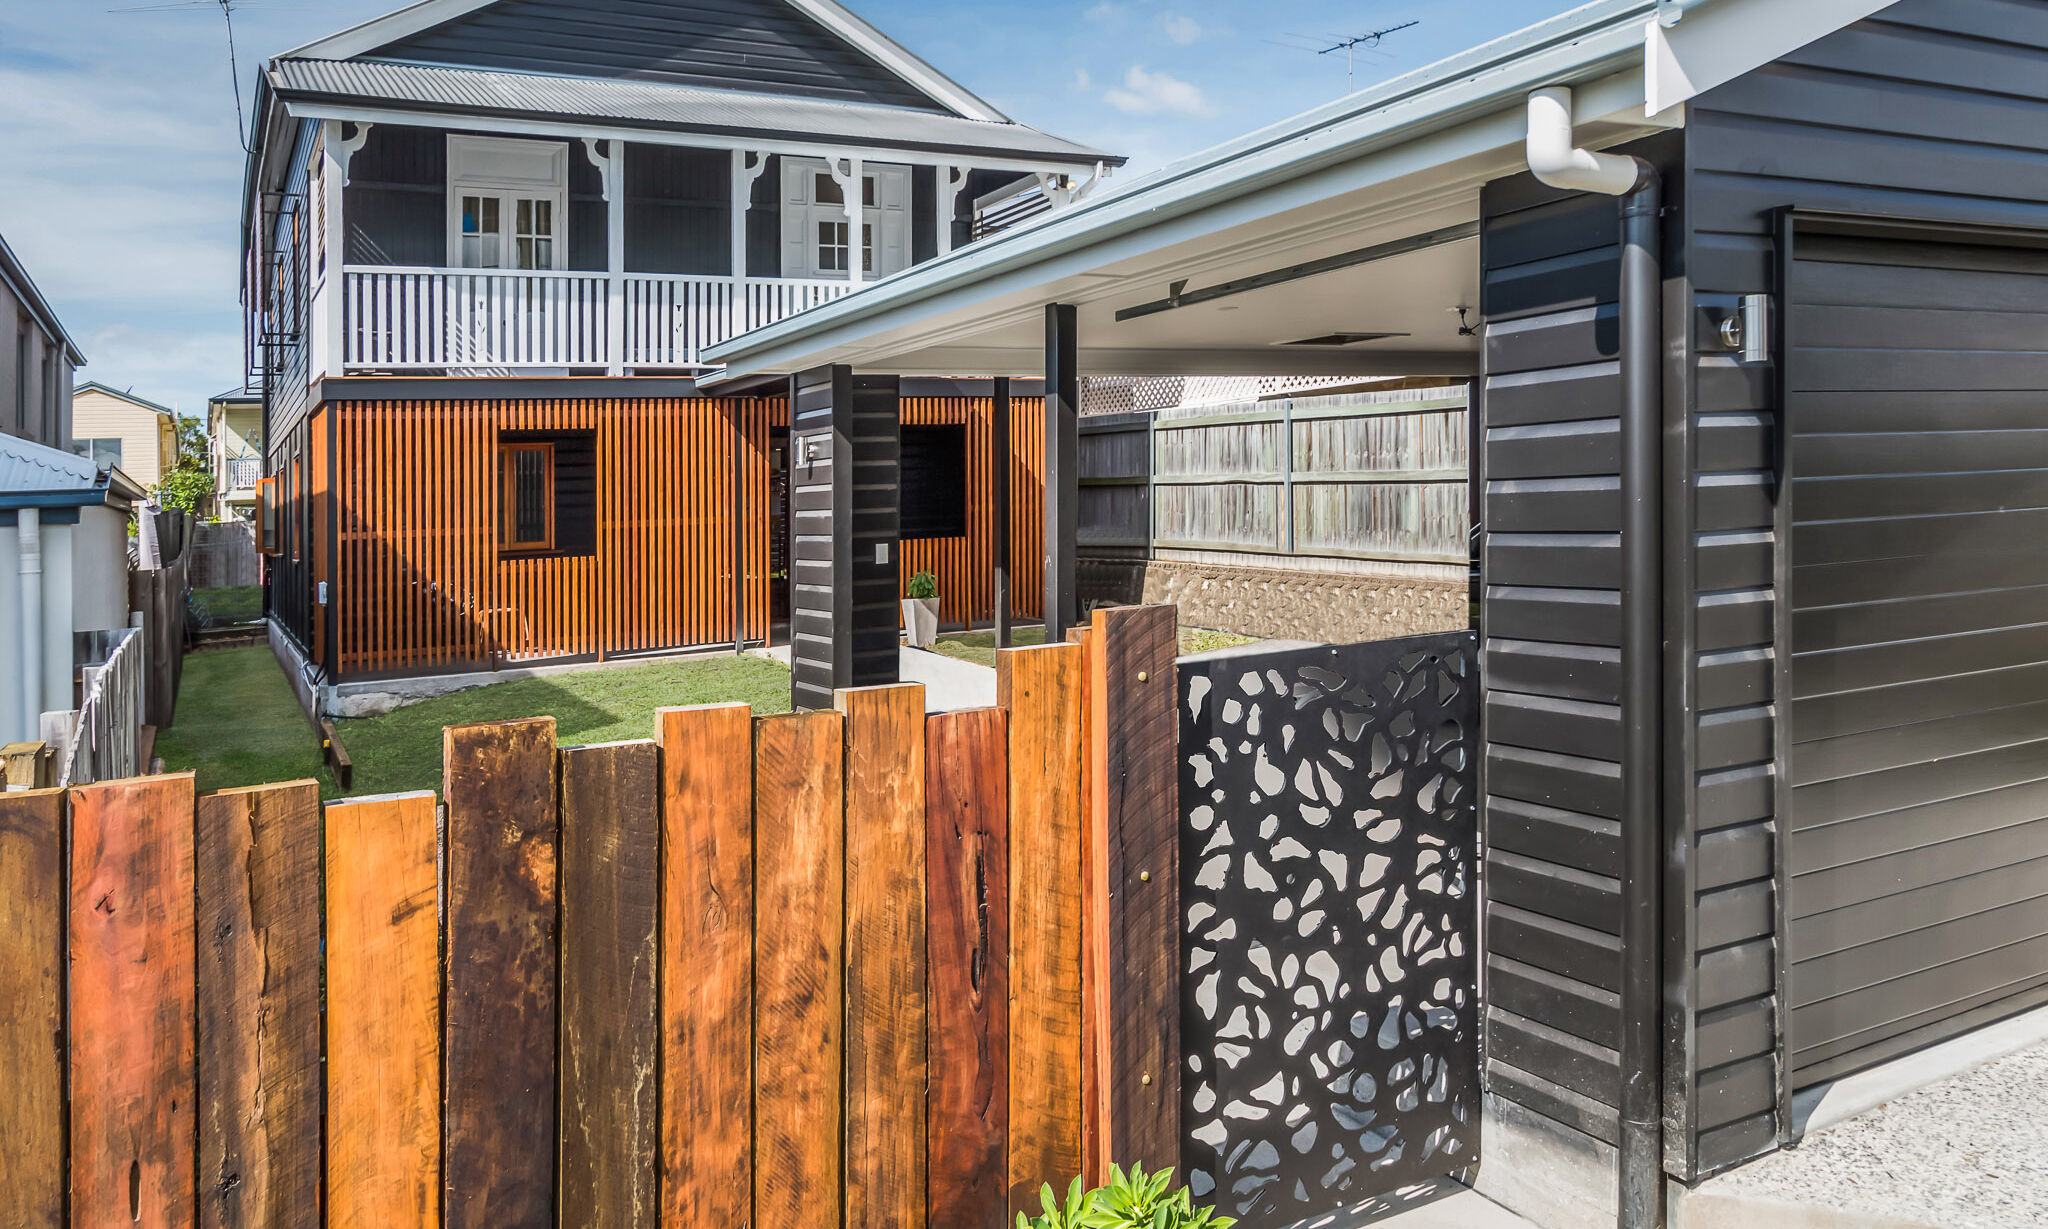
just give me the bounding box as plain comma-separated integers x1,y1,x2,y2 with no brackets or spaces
70,382,179,490
208,387,262,520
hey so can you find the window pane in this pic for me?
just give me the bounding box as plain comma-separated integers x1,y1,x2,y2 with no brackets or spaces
815,172,843,205
862,176,876,207
462,234,481,266
534,237,552,269
462,196,482,236
512,448,549,547
863,223,874,272
533,199,552,235
482,197,500,231
517,237,535,269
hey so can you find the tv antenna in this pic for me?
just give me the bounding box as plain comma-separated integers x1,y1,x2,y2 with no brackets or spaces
111,0,296,153
1320,22,1420,92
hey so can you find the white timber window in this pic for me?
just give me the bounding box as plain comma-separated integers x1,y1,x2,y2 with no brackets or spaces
446,135,569,271
780,157,910,280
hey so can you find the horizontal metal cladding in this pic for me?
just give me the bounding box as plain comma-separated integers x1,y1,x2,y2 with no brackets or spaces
361,0,945,111
1682,0,2048,1174
1479,176,1629,1136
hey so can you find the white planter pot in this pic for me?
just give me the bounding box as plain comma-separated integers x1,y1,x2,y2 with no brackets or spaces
903,596,940,648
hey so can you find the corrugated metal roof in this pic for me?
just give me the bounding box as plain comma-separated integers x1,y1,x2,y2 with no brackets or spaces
269,58,1118,165
0,434,104,495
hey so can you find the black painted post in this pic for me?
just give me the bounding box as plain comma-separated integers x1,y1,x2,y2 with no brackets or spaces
787,364,902,710
992,376,1012,648
1044,303,1080,640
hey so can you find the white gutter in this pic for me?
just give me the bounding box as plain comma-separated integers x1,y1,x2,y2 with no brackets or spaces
1527,86,1644,196
18,509,42,740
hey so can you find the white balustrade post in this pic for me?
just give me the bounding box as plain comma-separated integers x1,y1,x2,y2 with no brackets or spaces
317,120,370,378
730,151,768,341
938,165,969,257
585,138,627,374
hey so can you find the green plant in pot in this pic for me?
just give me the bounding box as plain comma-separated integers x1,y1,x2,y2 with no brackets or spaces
1017,1165,1235,1229
903,569,941,648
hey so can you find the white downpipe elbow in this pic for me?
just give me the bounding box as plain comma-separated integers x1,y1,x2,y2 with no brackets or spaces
1527,87,1643,197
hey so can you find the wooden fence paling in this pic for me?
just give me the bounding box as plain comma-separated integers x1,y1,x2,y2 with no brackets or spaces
659,705,755,1228
1089,606,1184,1172
754,711,847,1229
926,709,1010,1229
840,685,930,1229
443,718,560,1229
196,782,322,1229
326,792,440,1229
0,789,65,1229
1071,621,1110,1187
560,741,661,1229
998,643,1088,1214
69,773,198,1229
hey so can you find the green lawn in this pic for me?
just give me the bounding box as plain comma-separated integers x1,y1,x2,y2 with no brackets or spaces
921,623,1257,667
159,645,793,799
195,585,264,626
156,647,332,796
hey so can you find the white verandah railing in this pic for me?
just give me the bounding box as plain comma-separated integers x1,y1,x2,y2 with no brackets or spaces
342,267,856,371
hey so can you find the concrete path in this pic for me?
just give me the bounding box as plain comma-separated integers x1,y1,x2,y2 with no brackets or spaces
1683,1029,2048,1228
1302,1180,1539,1228
749,644,995,713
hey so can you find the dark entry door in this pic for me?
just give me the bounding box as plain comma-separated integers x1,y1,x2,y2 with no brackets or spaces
1786,227,2048,1088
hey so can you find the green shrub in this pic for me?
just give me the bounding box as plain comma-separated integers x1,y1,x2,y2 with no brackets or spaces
906,569,939,600
1016,1166,1234,1229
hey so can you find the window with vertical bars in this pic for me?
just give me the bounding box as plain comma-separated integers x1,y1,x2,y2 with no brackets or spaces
501,441,555,553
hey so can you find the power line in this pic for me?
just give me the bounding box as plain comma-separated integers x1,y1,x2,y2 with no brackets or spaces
1318,21,1420,93
111,0,299,153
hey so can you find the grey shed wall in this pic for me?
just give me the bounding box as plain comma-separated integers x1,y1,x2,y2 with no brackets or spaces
364,0,947,112
1668,0,2048,1181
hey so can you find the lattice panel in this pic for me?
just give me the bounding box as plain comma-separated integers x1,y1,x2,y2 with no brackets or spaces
1179,633,1480,1227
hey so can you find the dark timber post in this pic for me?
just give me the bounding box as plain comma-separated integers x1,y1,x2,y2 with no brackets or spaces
1044,304,1080,639
788,365,903,710
992,376,1012,648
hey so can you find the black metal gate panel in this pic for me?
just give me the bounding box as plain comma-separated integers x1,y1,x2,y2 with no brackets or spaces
1179,632,1480,1227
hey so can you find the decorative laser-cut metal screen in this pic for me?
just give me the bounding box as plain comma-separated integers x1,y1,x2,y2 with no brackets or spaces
1179,632,1480,1227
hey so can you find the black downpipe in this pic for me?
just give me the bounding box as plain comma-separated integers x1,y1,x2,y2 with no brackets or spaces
1617,164,1666,1229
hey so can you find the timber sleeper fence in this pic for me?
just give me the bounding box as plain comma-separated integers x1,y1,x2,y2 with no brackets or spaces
0,606,1481,1229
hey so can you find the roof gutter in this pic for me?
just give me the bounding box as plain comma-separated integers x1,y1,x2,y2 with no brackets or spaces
1529,84,1666,1229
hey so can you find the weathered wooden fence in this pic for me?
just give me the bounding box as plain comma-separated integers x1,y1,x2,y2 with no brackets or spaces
189,521,260,589
0,605,1187,1229
1080,386,1471,568
57,625,146,788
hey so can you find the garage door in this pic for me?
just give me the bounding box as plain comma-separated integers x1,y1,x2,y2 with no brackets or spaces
1787,230,2048,1089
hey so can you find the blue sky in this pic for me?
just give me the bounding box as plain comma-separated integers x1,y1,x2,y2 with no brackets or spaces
0,0,1587,416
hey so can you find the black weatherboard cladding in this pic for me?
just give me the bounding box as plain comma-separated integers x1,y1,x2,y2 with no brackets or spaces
366,0,949,112
1673,0,2048,1180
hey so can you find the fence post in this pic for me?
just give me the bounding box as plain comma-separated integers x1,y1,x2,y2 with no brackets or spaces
0,788,64,1229
1086,605,1183,1175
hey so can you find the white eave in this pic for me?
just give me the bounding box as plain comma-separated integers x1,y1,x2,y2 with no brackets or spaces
700,0,1892,384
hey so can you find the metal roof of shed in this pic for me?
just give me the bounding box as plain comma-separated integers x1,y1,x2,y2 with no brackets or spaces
0,434,142,509
269,57,1120,166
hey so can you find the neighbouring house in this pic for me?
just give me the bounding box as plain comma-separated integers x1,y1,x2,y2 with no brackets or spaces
0,433,146,745
705,1,2048,1226
71,382,179,490
209,386,263,519
1,231,83,452
244,0,1118,698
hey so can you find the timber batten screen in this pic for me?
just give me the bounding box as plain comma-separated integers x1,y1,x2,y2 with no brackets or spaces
333,395,778,674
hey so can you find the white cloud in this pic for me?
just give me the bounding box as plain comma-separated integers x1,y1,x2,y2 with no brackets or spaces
1085,2,1123,21
1159,13,1203,45
1104,65,1216,117
1072,67,1093,92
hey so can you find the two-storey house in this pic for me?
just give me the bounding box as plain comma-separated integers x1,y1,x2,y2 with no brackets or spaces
245,0,1119,690
1,232,82,452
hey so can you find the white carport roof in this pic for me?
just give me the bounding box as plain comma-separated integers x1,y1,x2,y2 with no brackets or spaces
701,0,1893,385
